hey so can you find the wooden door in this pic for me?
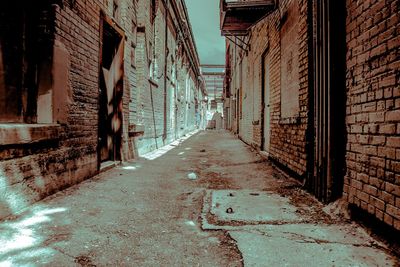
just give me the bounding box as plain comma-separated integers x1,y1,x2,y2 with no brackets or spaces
98,18,124,163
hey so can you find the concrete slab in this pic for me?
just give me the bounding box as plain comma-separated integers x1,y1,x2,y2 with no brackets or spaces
209,190,299,223
229,230,394,267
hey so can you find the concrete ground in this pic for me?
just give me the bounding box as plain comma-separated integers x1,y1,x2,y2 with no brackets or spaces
0,131,398,266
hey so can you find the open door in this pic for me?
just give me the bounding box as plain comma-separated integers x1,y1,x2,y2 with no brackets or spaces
98,16,124,166
261,50,271,153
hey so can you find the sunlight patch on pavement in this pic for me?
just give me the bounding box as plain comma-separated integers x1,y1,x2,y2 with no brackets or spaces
141,130,199,160
0,228,36,255
121,166,137,170
185,221,196,227
0,206,67,258
117,163,142,171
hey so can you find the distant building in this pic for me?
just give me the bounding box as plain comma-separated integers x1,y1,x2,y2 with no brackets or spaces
201,65,225,129
221,0,400,230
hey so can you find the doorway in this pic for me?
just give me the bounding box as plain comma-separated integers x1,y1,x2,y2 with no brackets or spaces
98,16,125,166
310,0,346,202
261,50,271,153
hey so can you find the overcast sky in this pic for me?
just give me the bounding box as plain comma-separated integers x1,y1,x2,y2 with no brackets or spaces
185,0,225,65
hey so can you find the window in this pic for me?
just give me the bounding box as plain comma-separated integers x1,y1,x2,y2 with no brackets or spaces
0,3,55,123
148,41,157,79
130,42,136,68
280,0,300,120
113,0,120,21
185,74,191,102
171,57,176,84
131,20,137,45
150,0,156,24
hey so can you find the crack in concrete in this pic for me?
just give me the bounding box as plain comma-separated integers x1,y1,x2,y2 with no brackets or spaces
51,246,77,261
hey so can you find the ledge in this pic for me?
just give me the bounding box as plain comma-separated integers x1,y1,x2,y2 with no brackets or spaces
128,124,145,137
0,124,62,146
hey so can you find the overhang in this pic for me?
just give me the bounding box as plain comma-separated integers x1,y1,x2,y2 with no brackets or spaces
220,0,276,36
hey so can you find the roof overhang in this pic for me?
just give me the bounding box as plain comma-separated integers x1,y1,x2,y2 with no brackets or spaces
220,0,276,36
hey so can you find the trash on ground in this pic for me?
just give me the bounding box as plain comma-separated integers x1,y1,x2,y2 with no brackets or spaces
188,172,198,180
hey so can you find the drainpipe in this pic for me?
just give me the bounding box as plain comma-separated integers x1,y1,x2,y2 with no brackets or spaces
163,0,168,142
305,0,315,191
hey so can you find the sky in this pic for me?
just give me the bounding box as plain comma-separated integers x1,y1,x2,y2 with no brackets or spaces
185,0,225,65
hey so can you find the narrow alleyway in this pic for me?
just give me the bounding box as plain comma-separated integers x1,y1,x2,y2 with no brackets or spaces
0,131,397,266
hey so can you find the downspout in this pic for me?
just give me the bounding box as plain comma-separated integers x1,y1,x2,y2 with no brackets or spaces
163,0,168,142
305,0,315,190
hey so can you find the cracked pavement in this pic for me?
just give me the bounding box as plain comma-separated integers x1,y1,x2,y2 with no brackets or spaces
0,131,398,266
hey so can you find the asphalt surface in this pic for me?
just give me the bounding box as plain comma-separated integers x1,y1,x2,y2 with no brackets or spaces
0,131,397,266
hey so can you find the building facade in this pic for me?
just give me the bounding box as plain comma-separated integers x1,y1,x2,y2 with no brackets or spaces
0,0,205,219
222,0,399,230
201,65,225,129
134,0,205,155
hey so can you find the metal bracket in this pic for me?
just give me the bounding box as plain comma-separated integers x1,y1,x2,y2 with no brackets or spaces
224,30,252,53
225,35,251,52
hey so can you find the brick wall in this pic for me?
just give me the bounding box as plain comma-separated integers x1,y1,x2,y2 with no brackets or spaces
134,0,201,155
227,0,310,175
224,0,399,230
0,0,203,219
0,0,137,219
343,0,400,230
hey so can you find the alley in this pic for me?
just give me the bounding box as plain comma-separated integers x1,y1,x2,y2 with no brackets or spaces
0,131,397,266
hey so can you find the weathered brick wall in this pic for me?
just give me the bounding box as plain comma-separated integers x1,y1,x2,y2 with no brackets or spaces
268,0,309,176
133,0,200,155
343,0,400,230
135,0,167,154
227,0,310,175
0,0,202,219
0,0,137,219
0,0,98,219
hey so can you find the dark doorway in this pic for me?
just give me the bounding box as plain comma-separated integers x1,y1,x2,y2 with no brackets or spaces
236,88,240,134
98,16,124,165
309,0,346,202
261,49,271,153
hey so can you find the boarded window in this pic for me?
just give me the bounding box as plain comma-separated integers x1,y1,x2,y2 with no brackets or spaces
0,2,55,123
280,0,300,119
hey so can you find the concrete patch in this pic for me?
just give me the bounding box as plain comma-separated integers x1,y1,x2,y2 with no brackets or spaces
201,189,397,266
229,230,394,267
209,190,299,224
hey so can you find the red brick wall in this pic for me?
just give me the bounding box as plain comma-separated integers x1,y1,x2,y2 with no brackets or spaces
343,0,400,230
227,0,310,175
134,0,200,154
268,0,309,176
0,0,136,219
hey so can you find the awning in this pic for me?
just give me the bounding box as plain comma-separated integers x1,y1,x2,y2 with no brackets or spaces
220,0,276,36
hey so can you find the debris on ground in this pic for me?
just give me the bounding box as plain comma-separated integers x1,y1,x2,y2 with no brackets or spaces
187,172,198,180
